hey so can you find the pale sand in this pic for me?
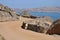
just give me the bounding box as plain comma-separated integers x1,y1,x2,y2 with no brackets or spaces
0,17,60,40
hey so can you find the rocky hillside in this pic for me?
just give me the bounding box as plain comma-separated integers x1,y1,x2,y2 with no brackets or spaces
0,4,18,22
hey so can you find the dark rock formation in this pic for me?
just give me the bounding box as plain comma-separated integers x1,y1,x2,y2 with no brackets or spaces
0,4,18,22
46,19,60,35
22,15,37,19
21,22,45,33
21,17,52,33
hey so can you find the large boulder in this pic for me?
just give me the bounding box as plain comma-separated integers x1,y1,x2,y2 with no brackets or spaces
0,4,18,22
21,16,53,33
21,22,44,33
46,19,60,35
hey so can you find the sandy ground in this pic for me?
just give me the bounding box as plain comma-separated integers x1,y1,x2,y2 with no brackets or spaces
0,17,60,40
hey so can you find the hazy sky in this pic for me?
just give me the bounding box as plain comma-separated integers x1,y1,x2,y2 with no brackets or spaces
0,0,60,9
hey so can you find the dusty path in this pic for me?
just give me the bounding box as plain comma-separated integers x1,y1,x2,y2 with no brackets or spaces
0,20,60,40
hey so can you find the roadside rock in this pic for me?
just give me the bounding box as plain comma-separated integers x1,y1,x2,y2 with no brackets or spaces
0,4,18,22
47,19,60,35
21,16,53,33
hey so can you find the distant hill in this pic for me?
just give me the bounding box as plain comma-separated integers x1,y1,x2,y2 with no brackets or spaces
15,7,60,12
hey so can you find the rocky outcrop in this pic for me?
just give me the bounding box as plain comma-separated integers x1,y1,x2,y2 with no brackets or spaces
21,16,53,33
46,19,60,35
0,4,18,22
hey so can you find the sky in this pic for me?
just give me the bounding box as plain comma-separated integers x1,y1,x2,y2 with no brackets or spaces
0,0,60,9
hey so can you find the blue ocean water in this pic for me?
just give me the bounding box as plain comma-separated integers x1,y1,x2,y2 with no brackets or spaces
29,12,60,20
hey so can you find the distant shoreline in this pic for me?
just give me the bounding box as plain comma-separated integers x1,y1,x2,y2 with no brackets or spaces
15,7,60,12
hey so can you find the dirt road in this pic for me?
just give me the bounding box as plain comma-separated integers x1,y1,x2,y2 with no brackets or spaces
0,20,60,40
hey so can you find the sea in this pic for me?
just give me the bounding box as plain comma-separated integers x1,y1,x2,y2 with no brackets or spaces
16,12,60,20
29,12,60,20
